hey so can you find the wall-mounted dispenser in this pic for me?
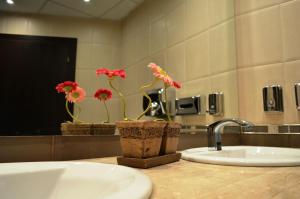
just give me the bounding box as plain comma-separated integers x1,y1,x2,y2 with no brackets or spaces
143,88,176,118
295,83,300,111
176,95,206,115
208,92,224,115
263,85,284,112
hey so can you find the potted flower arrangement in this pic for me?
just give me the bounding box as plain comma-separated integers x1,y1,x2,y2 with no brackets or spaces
96,63,181,159
96,67,167,158
55,81,90,135
147,63,182,155
92,88,116,135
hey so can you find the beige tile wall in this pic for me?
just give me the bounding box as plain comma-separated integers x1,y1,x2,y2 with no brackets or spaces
236,0,300,124
120,0,238,124
121,0,300,125
0,12,122,123
120,0,300,125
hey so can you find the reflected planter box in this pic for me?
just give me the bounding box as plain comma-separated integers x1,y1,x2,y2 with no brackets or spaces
91,123,116,135
116,120,167,158
61,123,91,135
61,123,116,135
160,122,181,155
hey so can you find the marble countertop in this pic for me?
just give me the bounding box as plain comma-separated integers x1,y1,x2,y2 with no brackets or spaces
84,157,300,199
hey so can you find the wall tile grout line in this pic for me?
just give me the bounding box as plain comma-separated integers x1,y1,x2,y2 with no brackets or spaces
237,58,300,71
235,2,288,17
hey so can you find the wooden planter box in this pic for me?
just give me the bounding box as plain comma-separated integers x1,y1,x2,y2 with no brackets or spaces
61,123,91,135
91,123,116,135
116,120,167,158
160,122,181,155
61,123,116,135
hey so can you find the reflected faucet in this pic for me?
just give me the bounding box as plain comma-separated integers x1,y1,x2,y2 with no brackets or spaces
150,101,165,116
207,118,254,151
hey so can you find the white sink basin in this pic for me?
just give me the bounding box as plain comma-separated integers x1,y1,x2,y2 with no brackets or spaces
0,162,152,199
181,146,300,166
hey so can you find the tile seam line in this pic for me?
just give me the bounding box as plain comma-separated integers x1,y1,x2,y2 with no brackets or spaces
237,58,300,70
235,2,289,17
183,70,237,85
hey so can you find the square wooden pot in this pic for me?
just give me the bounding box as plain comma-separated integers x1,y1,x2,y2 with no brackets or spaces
160,122,181,155
91,123,116,135
60,123,91,135
116,120,167,158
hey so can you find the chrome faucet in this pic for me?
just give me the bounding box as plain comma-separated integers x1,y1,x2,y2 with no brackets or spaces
207,118,254,151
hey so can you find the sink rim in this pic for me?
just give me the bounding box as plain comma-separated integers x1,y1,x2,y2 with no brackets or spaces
181,146,300,167
0,161,152,199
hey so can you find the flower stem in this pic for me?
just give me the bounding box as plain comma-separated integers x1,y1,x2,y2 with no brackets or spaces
136,78,158,120
65,100,85,123
74,105,81,119
164,83,172,121
108,79,129,121
103,101,110,123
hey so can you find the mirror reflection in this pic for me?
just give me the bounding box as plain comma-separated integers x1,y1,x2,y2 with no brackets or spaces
7,0,299,135
0,0,237,135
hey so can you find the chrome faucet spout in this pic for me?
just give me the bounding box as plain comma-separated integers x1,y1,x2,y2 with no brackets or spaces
207,118,254,151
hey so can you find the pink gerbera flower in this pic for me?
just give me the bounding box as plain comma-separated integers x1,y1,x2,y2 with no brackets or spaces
55,81,78,94
94,88,113,101
96,68,126,79
66,86,86,103
148,63,181,89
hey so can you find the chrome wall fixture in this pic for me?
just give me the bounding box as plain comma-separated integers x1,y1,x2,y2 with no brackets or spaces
143,88,165,117
145,83,299,117
176,95,206,115
263,85,284,112
143,88,176,118
208,92,224,115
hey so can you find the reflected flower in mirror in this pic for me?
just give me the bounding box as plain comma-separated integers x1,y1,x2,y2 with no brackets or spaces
96,68,126,79
94,88,113,123
55,81,78,94
55,81,86,123
66,86,86,103
96,67,129,121
94,88,112,101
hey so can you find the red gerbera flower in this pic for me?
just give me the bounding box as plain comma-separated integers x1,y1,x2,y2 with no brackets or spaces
94,88,113,101
55,81,78,94
96,68,126,79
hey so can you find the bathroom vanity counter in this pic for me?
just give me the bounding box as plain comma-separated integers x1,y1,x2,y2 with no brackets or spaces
85,157,300,199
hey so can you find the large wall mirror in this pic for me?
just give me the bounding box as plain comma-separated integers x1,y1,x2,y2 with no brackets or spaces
0,0,237,135
2,0,298,136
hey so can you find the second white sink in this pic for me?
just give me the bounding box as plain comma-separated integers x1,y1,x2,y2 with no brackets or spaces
0,161,152,199
181,146,300,166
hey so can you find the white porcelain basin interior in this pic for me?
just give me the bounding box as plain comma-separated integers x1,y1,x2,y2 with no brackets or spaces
0,162,152,199
181,146,300,166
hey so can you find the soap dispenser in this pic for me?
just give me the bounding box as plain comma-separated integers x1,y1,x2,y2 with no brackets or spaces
208,92,224,115
263,85,283,112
